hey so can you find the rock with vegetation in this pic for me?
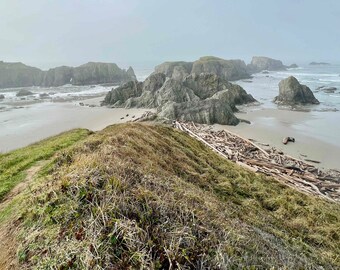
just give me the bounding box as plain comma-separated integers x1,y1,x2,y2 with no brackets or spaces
0,61,136,88
274,76,320,105
16,89,34,97
2,124,339,269
247,56,287,73
155,56,250,81
103,72,256,125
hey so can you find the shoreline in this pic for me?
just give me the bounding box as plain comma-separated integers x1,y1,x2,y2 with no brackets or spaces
0,96,153,153
213,106,340,170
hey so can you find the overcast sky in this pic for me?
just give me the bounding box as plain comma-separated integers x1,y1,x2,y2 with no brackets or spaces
1,0,339,69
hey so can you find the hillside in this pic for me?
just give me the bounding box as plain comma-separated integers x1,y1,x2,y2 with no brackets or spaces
0,124,339,269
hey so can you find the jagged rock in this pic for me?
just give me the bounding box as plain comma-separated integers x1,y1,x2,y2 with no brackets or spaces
158,100,239,125
274,76,320,105
0,61,136,89
247,56,286,73
16,89,34,97
41,66,73,87
0,94,4,99
154,61,193,81
103,72,256,125
126,66,137,80
103,80,143,107
154,56,250,81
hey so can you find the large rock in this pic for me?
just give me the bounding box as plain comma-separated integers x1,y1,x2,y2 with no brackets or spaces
103,80,143,107
274,76,320,105
16,89,34,97
247,56,286,73
103,72,256,125
158,100,239,125
0,61,136,89
154,56,250,81
0,61,43,88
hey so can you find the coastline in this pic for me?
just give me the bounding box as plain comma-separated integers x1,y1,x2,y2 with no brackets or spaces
0,96,153,152
213,106,340,170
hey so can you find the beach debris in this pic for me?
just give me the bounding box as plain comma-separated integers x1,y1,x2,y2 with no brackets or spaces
282,137,295,145
305,159,321,164
132,115,135,118
174,121,340,202
120,117,124,120
126,114,129,117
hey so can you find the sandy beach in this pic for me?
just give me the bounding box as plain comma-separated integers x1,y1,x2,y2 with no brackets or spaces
0,96,153,152
213,106,340,170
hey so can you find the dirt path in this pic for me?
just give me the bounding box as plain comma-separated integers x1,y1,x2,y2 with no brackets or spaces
0,161,46,270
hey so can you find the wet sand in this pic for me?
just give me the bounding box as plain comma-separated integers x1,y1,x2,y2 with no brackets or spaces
213,107,340,170
0,97,153,152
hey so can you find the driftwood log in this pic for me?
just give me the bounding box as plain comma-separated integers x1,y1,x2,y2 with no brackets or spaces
173,121,340,203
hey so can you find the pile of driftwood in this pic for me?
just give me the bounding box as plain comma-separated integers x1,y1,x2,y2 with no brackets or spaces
175,121,340,202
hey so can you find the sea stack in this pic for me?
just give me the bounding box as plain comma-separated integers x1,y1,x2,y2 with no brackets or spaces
274,76,320,105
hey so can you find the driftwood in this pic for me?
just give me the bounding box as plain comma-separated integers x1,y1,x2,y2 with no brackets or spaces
174,121,340,203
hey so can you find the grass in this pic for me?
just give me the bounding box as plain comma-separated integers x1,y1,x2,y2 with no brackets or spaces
11,123,339,269
0,129,91,202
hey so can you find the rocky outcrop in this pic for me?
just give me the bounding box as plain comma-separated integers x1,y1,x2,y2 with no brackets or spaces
287,64,298,69
154,56,250,81
0,61,136,88
247,56,286,73
274,76,320,105
158,99,239,125
16,89,34,96
41,66,73,87
316,86,337,93
103,72,256,125
0,61,43,88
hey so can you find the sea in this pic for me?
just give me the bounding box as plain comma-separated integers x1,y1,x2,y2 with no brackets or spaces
0,64,339,163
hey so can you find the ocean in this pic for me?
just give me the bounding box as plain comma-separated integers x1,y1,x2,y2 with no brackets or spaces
0,64,339,168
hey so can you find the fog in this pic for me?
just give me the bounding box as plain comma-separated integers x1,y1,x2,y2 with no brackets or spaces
1,0,339,69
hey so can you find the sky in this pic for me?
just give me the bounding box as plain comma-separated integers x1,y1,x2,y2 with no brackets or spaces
0,0,339,70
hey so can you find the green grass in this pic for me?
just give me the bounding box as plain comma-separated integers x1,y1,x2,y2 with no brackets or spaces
15,123,339,269
0,129,91,201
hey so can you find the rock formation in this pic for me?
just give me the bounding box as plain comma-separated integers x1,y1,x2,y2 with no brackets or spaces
154,56,250,81
274,76,320,105
103,72,256,125
16,89,34,96
247,56,286,73
0,61,43,88
0,61,136,89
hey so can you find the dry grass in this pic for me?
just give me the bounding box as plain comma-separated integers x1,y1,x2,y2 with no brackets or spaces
14,123,340,269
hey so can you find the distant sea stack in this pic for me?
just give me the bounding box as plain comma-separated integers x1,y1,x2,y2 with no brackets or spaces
154,56,251,81
309,62,330,66
274,76,320,105
103,72,256,125
0,61,136,89
247,56,287,73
